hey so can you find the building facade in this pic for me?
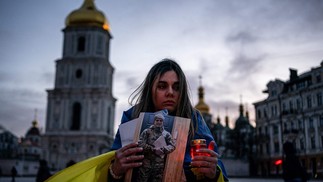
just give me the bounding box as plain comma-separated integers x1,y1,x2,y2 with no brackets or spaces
42,0,116,171
0,116,42,176
0,125,18,159
253,62,323,179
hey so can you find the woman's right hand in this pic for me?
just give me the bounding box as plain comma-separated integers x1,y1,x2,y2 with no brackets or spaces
111,142,144,176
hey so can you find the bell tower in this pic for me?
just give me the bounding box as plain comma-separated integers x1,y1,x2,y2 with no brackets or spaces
43,0,116,170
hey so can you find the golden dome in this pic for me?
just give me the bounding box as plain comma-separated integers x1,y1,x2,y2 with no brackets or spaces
65,0,110,31
195,86,210,114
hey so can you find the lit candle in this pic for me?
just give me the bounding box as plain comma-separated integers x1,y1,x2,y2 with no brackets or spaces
190,139,210,158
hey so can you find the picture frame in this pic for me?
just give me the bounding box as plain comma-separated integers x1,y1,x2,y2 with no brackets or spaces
119,112,191,181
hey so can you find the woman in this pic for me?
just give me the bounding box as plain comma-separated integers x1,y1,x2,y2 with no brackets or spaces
110,58,228,181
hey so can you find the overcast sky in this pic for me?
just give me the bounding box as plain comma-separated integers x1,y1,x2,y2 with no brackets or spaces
1,0,323,137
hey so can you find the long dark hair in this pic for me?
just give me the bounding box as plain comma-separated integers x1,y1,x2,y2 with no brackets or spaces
129,58,197,136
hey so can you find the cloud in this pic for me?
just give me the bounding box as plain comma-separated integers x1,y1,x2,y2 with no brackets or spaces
0,88,47,137
228,54,266,80
40,72,55,85
224,30,267,81
0,88,46,107
226,31,258,45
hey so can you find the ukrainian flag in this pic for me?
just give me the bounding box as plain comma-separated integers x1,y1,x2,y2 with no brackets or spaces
46,151,115,182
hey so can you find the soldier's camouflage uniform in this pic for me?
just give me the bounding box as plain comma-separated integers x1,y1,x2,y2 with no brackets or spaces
137,125,176,182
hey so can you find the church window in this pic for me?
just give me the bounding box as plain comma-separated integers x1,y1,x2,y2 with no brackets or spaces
282,103,287,113
289,100,294,113
317,92,322,106
307,95,312,108
296,99,302,110
96,35,103,54
77,36,86,52
71,102,81,130
311,136,316,149
76,69,83,79
300,138,305,150
266,143,270,155
316,73,321,83
309,117,314,128
91,116,97,129
273,124,278,134
274,142,279,153
299,119,304,129
320,115,323,126
283,123,288,132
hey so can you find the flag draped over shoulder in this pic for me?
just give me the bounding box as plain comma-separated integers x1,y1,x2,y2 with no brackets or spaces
46,151,115,182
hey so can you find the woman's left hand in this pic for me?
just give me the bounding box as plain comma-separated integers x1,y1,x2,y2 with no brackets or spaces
190,141,219,179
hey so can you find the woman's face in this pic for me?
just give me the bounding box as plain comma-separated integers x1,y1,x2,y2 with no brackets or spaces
152,70,180,113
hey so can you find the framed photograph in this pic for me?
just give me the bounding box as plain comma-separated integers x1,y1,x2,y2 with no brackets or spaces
119,112,191,182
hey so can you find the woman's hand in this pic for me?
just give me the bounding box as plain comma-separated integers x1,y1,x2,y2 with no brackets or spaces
111,142,144,176
190,141,219,179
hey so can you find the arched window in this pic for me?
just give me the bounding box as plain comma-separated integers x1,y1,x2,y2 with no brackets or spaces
77,36,85,52
71,102,81,130
75,69,83,79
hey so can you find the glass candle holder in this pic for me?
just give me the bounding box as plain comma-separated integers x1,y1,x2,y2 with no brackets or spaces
190,139,210,158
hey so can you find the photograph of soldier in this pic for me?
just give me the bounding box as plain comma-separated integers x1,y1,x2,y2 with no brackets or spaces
137,111,176,182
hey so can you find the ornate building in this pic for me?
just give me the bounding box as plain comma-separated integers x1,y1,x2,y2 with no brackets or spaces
231,102,255,160
42,0,116,171
19,118,42,161
17,116,42,176
0,113,42,176
195,76,212,129
0,125,18,159
194,77,255,176
253,62,323,179
194,77,232,158
221,109,233,158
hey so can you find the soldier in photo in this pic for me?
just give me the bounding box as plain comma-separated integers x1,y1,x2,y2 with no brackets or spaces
137,112,176,182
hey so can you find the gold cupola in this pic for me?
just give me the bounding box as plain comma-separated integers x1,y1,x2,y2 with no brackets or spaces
195,76,210,114
65,0,110,31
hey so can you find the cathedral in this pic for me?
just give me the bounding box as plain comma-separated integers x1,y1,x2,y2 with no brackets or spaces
194,77,255,176
42,0,116,171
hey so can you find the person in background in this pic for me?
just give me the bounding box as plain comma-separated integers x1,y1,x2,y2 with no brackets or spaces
109,58,228,181
36,159,51,182
66,160,76,168
11,166,17,182
282,141,308,182
0,167,2,180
